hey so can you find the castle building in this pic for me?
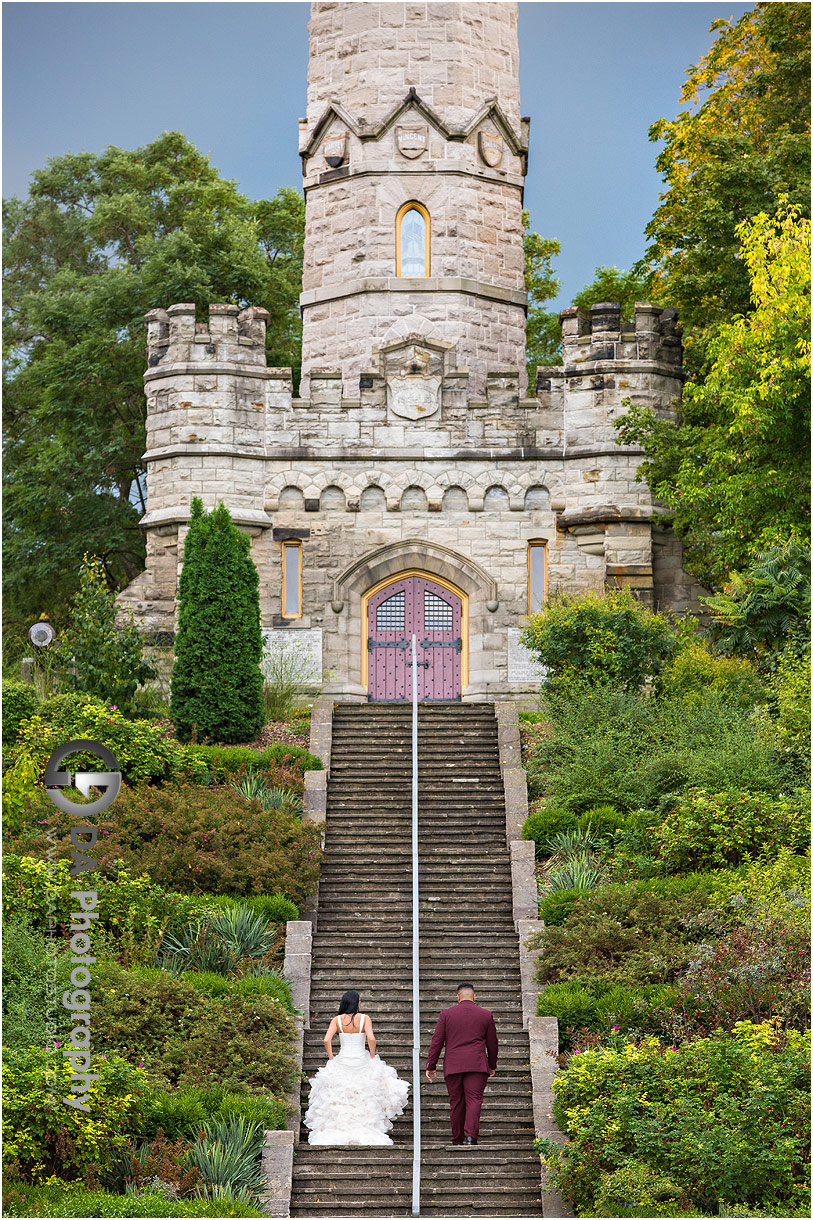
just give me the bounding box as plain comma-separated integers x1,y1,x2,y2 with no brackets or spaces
119,1,703,702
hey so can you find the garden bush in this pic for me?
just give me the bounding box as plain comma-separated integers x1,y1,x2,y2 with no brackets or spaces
675,916,811,1034
2,855,213,944
530,879,715,988
660,640,766,709
188,741,322,781
708,847,811,928
2,1047,148,1185
158,906,279,976
539,1024,810,1215
8,695,207,787
520,588,679,694
654,788,810,871
578,804,626,837
538,888,580,926
139,1085,287,1143
2,679,39,747
769,649,811,754
537,981,681,1048
522,806,577,854
171,500,265,744
6,781,322,904
2,914,75,1049
592,1161,690,1218
205,892,300,924
92,961,299,1093
526,684,794,811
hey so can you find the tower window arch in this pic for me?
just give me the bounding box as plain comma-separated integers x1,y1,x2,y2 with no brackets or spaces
396,202,430,277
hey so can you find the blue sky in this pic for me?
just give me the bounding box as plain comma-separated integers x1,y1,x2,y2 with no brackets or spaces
2,1,752,308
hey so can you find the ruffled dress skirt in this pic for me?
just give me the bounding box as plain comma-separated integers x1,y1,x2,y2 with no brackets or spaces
304,1046,410,1146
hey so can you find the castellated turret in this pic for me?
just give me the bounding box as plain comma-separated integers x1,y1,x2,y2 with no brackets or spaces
299,2,529,398
117,0,705,702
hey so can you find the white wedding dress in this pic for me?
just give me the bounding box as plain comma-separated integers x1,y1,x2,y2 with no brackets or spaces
304,1014,410,1145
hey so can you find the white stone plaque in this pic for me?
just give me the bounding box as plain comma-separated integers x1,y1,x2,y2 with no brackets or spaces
386,375,441,420
396,125,427,158
261,628,323,685
507,628,547,683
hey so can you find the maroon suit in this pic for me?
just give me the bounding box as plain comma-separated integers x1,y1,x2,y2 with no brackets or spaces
426,999,498,1142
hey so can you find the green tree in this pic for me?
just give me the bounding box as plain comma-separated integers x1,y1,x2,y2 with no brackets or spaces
171,499,264,744
523,210,561,386
638,2,810,371
52,554,157,714
617,202,810,587
3,133,304,626
572,266,649,322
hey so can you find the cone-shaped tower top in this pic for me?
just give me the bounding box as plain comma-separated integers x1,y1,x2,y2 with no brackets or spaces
299,1,529,398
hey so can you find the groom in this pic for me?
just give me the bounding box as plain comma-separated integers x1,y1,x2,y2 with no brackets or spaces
425,983,498,1145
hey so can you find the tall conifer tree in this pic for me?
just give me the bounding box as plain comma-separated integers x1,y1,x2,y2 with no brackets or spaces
171,498,264,743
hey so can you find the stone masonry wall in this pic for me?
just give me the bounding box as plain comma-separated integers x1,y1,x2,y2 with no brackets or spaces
306,2,522,133
118,300,706,695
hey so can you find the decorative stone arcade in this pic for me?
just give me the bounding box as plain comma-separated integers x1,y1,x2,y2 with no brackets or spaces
117,2,705,699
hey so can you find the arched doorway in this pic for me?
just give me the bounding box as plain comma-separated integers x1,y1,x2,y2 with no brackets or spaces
363,571,467,702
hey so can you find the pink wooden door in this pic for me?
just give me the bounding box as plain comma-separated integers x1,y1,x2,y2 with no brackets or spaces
367,576,463,702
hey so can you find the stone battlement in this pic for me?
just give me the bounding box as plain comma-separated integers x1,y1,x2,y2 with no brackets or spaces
557,301,682,369
144,303,270,368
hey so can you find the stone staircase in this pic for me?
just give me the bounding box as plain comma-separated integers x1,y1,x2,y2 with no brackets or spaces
290,704,542,1218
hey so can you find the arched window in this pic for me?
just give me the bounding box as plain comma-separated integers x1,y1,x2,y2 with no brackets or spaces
396,202,430,277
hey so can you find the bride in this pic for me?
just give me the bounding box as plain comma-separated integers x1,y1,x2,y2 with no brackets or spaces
304,990,410,1145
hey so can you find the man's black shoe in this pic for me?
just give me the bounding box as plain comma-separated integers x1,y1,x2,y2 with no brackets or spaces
465,1136,478,1145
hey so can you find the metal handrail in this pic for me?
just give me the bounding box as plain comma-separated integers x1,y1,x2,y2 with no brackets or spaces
410,633,421,1216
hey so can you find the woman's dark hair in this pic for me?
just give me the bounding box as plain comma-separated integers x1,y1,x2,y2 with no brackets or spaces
338,990,360,1015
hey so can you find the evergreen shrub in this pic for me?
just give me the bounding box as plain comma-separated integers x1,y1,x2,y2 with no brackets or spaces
1,1184,266,1217
2,680,39,747
188,741,322,781
593,1162,688,1218
578,805,626,837
92,961,299,1093
538,888,580,926
530,880,714,987
6,782,322,903
537,981,682,1048
171,500,265,744
522,806,577,854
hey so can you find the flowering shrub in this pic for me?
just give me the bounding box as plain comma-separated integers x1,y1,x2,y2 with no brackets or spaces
709,847,811,928
539,1025,810,1215
654,788,810,871
5,782,322,903
675,915,811,1033
92,961,299,1093
2,1047,148,1184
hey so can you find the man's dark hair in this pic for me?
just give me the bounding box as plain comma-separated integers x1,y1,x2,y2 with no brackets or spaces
457,982,475,994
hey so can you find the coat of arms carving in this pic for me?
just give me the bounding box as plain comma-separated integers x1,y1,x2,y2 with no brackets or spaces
396,125,428,159
323,133,348,168
387,373,441,421
477,131,504,168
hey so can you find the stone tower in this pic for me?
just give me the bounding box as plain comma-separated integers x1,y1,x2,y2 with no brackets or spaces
299,2,529,397
119,1,705,702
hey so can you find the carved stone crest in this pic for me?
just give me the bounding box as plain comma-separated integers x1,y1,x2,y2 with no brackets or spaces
386,373,441,421
396,125,428,159
323,133,348,168
478,130,504,168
